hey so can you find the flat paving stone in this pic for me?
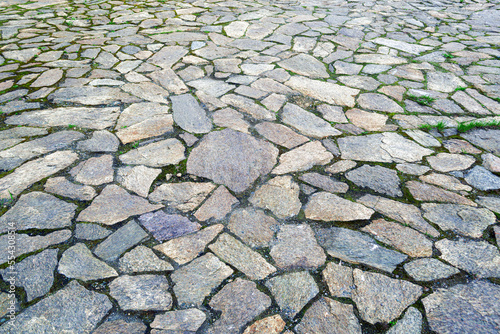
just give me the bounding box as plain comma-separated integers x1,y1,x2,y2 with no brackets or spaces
109,275,172,311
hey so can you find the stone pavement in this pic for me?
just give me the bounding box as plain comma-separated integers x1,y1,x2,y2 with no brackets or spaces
0,0,499,332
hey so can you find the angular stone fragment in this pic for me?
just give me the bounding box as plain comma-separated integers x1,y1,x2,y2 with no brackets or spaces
139,211,201,241
58,243,118,281
45,177,97,201
0,192,76,234
209,233,276,280
435,239,500,278
243,315,285,334
419,173,472,192
208,279,271,334
121,82,170,103
278,54,328,78
187,129,278,193
110,275,172,311
148,45,188,68
285,76,359,107
404,258,460,282
70,155,114,186
94,220,149,262
171,253,233,307
406,181,476,206
0,249,58,302
49,86,138,105
154,225,223,265
372,38,432,55
381,132,433,162
149,68,188,94
322,262,354,298
116,115,174,144
427,153,476,172
77,130,119,152
361,219,433,257
266,271,318,319
78,185,163,225
93,317,147,334
213,108,250,133
119,245,173,273
151,309,206,332
315,227,407,272
295,297,362,334
338,134,392,162
117,165,161,197
187,78,235,97
255,122,308,149
461,129,500,155
228,209,278,248
299,172,349,193
171,94,212,134
2,48,40,62
75,223,111,241
305,192,374,222
352,269,422,324
477,196,500,214
405,129,441,147
345,109,388,131
249,176,301,218
194,186,239,222
346,165,402,197
149,182,215,212
281,103,341,138
465,165,500,191
270,224,326,270
386,307,422,334
0,281,111,334
119,139,185,167
273,141,333,174
423,281,500,334
358,93,403,113
422,203,496,238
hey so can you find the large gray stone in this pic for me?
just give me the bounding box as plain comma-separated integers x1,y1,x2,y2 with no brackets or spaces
249,176,301,218
346,165,402,197
404,258,460,282
148,182,215,212
109,275,172,311
58,243,118,281
281,103,341,138
304,192,374,222
119,139,185,167
118,245,173,273
228,208,278,248
465,166,500,191
171,94,212,134
461,129,500,155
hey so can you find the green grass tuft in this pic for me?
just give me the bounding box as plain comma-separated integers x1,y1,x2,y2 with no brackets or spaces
457,119,500,133
443,52,456,59
418,120,446,131
407,94,436,106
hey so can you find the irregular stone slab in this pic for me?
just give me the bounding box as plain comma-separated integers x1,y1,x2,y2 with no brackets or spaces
194,186,239,222
419,173,472,192
75,223,111,241
295,297,362,334
151,309,206,332
2,48,40,62
94,220,148,262
357,93,403,113
396,163,431,176
243,315,285,334
266,271,318,319
70,155,114,186
0,230,70,265
117,165,161,197
119,245,173,273
121,82,170,103
116,103,170,128
221,94,275,120
0,249,57,302
228,208,278,248
345,109,387,131
435,239,500,278
78,185,163,225
338,134,393,162
361,219,433,257
322,262,354,298
281,103,341,138
45,177,96,201
326,160,357,174
0,191,76,234
372,38,432,55
0,151,79,199
225,21,249,38
278,54,328,78
354,53,407,65
305,192,374,222
299,172,349,193
49,86,138,105
386,307,422,334
423,280,500,334
346,165,402,197
139,211,201,241
483,153,500,173
461,129,500,155
148,45,188,68
476,196,500,214
213,107,250,133
255,122,308,149
119,139,185,167
93,317,147,334
285,75,359,107
358,194,440,237
154,224,223,265
465,165,500,191
272,141,333,175
58,243,118,281
381,132,434,162
187,129,278,193
404,258,460,282
270,224,325,270
249,176,301,218
427,153,476,172
149,68,188,94
0,131,83,171
208,279,271,334
171,94,212,134
77,130,119,152
422,203,496,238
116,115,174,144
31,68,63,87
0,281,111,334
315,227,407,272
352,269,422,324
405,129,441,147
406,181,476,206
209,233,276,280
110,275,172,311
427,72,465,93
149,182,215,212
171,253,233,307
187,78,235,97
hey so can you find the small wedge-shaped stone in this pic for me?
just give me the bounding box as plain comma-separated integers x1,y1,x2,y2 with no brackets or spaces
45,177,97,201
0,281,112,334
278,54,329,78
119,245,173,273
228,209,278,248
117,165,161,197
209,233,276,280
352,269,422,324
139,211,201,241
194,186,239,222
5,107,120,130
281,103,341,138
155,224,224,265
148,45,188,68
171,94,212,134
322,262,354,298
171,253,233,307
315,227,407,272
346,165,402,197
48,86,138,105
221,94,275,120
305,192,374,222
243,315,285,334
58,243,118,281
119,139,185,167
386,307,422,334
110,275,172,311
404,258,460,282
70,155,114,186
255,122,309,149
151,309,206,332
272,141,333,175
78,185,163,225
285,76,359,107
0,192,76,234
249,176,301,218
407,181,476,206
149,182,215,212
